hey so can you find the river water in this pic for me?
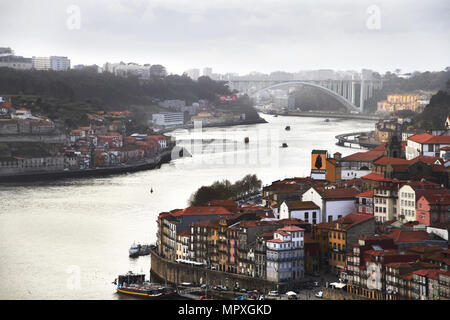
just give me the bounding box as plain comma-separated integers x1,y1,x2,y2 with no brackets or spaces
0,113,375,299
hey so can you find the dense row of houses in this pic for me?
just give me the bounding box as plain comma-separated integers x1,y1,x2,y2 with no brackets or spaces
66,114,172,169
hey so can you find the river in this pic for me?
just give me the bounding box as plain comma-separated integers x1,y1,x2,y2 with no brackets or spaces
0,113,376,299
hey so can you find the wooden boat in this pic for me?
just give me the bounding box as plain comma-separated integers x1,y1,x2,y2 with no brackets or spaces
282,143,288,148
244,137,249,143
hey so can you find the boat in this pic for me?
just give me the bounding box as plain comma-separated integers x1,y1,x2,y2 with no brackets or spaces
274,114,278,117
129,243,151,257
129,242,140,258
244,137,249,143
324,119,330,122
285,126,290,131
282,143,288,148
114,272,178,299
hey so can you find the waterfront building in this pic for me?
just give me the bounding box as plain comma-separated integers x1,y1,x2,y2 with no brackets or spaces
377,94,422,113
266,226,305,288
304,233,320,275
152,112,184,127
226,225,240,274
176,229,190,261
156,206,232,260
255,232,273,279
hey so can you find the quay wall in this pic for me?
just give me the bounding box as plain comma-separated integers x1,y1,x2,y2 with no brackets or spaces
150,248,276,292
0,148,174,182
323,288,369,300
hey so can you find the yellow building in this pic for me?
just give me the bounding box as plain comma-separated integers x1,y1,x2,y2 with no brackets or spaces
377,94,421,113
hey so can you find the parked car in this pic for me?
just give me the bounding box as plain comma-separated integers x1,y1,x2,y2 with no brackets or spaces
268,290,279,297
200,284,208,289
315,291,323,298
181,282,193,287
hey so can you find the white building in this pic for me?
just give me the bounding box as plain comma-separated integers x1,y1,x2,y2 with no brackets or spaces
266,226,305,284
302,187,358,223
0,55,32,70
32,56,70,71
278,201,321,224
50,56,70,70
152,112,184,126
32,57,51,70
406,133,450,160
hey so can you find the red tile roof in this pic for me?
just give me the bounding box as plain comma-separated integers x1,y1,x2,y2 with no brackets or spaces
356,190,374,198
374,157,411,166
277,225,305,232
361,172,386,181
284,201,320,210
333,213,374,230
341,150,384,162
323,188,359,200
408,133,433,144
385,229,433,243
171,206,232,217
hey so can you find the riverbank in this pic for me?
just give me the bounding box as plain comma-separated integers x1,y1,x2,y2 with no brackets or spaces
0,147,175,183
335,131,380,149
262,110,382,121
157,117,268,134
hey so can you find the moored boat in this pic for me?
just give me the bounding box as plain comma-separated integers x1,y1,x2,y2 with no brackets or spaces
129,242,140,257
285,126,290,130
244,137,249,143
282,143,288,148
114,272,178,299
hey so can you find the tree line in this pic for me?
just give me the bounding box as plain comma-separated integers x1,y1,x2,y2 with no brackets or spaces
188,174,262,206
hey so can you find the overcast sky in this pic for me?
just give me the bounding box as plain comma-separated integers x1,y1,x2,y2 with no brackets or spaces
0,0,449,75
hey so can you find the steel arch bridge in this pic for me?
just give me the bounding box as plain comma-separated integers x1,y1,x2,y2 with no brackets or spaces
226,79,383,113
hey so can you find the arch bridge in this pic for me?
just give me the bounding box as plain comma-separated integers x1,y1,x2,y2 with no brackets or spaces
226,79,383,113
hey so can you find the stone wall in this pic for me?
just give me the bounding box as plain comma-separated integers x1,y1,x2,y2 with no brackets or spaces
323,288,369,300
150,248,276,292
